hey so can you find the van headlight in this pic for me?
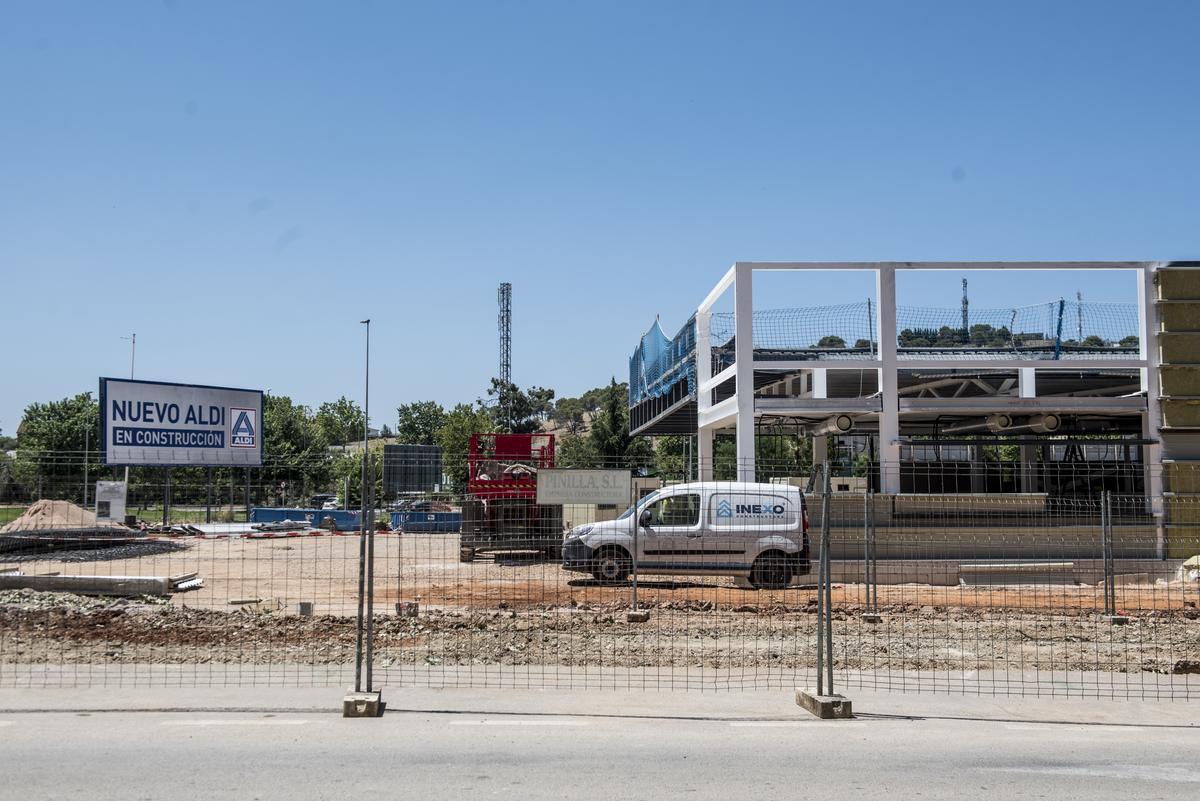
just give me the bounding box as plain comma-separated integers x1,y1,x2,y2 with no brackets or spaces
570,525,593,538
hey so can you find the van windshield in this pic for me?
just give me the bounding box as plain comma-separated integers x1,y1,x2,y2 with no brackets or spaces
617,490,661,520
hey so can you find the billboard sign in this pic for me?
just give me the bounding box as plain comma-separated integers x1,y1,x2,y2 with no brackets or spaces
100,378,264,466
536,469,632,506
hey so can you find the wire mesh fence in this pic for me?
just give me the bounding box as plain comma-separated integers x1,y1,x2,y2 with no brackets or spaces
0,453,1196,697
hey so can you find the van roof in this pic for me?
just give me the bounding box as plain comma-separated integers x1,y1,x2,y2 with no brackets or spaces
664,481,802,494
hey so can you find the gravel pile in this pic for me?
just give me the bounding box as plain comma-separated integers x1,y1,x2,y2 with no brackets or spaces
0,540,190,563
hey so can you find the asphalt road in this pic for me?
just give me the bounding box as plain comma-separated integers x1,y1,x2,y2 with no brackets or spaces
1,687,1197,801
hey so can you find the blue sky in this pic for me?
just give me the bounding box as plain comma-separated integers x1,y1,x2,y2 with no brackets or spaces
2,1,1198,434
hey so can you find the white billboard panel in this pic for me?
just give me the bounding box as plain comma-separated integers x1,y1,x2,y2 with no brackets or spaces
100,378,263,466
94,481,128,521
536,469,632,505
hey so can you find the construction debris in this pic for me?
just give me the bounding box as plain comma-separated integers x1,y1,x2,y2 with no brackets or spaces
0,500,129,534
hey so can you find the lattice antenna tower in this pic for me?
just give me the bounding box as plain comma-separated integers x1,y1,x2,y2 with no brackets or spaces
498,282,512,385
1076,291,1083,341
961,278,969,340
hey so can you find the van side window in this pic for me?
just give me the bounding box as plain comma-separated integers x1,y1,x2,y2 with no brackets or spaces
643,494,700,527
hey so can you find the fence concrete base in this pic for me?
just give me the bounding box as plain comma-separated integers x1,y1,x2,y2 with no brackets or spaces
796,689,853,719
342,690,382,718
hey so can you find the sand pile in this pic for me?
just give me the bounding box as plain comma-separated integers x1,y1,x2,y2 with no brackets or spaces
0,500,128,534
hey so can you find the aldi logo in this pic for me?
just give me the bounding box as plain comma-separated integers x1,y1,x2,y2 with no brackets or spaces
716,499,733,518
230,408,257,448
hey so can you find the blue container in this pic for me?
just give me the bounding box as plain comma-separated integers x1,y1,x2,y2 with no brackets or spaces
250,507,363,531
390,511,462,533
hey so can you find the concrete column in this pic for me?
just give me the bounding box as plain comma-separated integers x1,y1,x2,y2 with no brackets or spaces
876,267,900,492
698,426,714,481
1020,444,1038,493
1139,263,1164,556
734,263,755,481
813,434,828,475
1018,367,1038,493
812,369,827,399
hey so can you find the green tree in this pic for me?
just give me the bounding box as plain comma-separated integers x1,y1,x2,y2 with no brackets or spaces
552,397,588,434
817,335,846,349
527,386,556,422
556,432,598,468
484,379,542,434
1082,335,1106,347
315,397,365,446
436,403,493,490
395,400,447,445
12,393,100,499
1119,335,1140,349
328,443,384,508
260,394,330,502
587,379,652,469
653,435,690,481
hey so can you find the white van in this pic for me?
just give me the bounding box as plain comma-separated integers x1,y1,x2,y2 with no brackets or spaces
561,481,810,589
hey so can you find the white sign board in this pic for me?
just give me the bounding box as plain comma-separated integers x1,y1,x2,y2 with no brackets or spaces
536,469,632,505
100,378,263,466
94,481,128,522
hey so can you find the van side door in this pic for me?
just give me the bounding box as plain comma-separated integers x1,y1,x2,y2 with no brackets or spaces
638,492,702,570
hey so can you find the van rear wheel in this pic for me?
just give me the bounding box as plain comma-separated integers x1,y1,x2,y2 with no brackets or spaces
750,551,792,590
592,546,631,584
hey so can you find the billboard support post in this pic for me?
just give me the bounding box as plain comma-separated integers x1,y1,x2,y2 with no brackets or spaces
162,468,170,528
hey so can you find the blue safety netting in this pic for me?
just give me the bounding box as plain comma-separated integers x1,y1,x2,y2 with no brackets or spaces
629,316,696,405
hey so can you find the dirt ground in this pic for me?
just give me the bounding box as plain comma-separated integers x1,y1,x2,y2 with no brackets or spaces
1,533,1198,677
3,532,1196,615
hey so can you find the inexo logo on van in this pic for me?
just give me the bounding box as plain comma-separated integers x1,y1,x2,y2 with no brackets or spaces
716,499,733,518
734,503,787,516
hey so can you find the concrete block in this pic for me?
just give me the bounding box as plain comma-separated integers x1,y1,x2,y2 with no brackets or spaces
396,602,419,617
1165,524,1200,559
1159,302,1200,333
342,690,383,718
1165,497,1200,523
626,610,651,623
1164,462,1200,494
861,612,882,623
298,602,314,617
1159,333,1200,365
1161,399,1200,428
1161,365,1200,396
796,688,853,719
1158,269,1200,301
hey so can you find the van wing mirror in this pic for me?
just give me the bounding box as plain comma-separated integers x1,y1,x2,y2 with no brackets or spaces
638,510,652,528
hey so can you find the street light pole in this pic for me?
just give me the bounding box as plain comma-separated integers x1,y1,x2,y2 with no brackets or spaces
353,319,373,694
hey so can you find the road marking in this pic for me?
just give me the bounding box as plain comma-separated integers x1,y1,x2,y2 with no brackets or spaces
730,720,866,728
161,719,309,727
450,719,587,727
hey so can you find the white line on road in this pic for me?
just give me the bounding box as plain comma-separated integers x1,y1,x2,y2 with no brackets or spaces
450,719,587,727
161,719,309,727
729,720,866,728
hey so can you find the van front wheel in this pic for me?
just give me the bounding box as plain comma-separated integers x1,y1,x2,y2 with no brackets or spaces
750,551,792,590
592,546,631,584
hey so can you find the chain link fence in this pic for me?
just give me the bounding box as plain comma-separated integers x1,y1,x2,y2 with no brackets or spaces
1,452,1196,697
